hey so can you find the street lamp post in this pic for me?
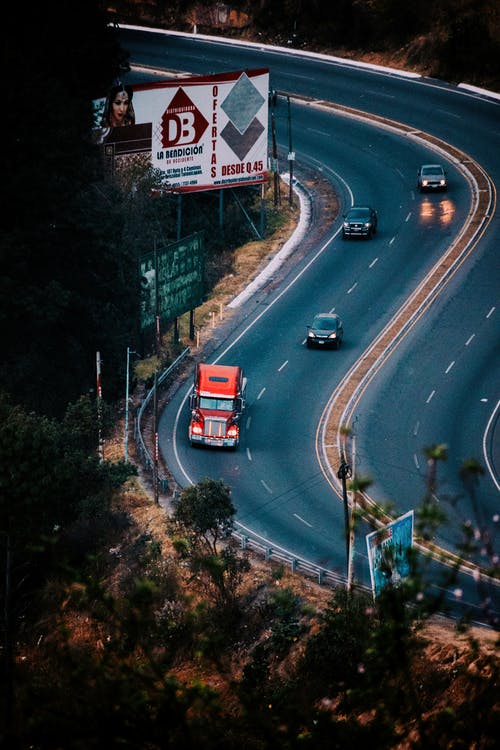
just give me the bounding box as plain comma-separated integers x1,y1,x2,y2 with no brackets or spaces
337,459,352,581
125,347,139,463
287,95,295,206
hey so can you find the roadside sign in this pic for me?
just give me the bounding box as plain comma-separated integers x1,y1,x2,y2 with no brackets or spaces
139,232,204,331
366,510,414,597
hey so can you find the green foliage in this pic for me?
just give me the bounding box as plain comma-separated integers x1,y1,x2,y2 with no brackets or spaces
171,477,236,555
0,3,138,417
170,479,250,618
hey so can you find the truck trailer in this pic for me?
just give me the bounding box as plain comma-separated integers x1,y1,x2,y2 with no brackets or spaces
188,363,247,448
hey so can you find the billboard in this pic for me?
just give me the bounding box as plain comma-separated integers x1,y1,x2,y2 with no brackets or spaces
366,510,414,598
139,232,204,331
93,69,269,193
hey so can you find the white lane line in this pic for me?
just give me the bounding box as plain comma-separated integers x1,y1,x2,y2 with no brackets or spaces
308,128,330,137
369,257,379,268
405,212,412,222
389,236,395,245
257,387,266,399
246,447,252,461
466,334,475,346
347,282,358,294
278,360,288,372
413,420,420,436
293,513,313,528
484,399,500,492
426,390,435,403
486,306,495,318
414,453,420,469
437,108,461,119
261,479,273,494
246,416,251,429
445,361,455,374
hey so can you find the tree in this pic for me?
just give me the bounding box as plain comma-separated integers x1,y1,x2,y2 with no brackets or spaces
170,478,250,609
171,478,236,556
0,1,140,416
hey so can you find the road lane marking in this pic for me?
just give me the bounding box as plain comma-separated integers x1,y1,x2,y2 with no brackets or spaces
413,420,420,436
369,257,379,267
293,513,313,527
257,387,266,399
246,447,252,461
405,212,412,222
465,334,475,346
414,453,420,469
486,306,495,318
308,128,330,137
347,282,357,294
278,360,288,372
426,390,435,403
445,361,455,373
261,479,273,494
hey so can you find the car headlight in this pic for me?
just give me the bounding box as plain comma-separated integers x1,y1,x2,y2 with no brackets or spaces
343,221,349,228
422,179,429,186
364,222,371,228
440,179,445,185
328,332,337,339
308,330,315,338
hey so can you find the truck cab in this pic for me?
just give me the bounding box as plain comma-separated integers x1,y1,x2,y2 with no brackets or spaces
188,363,247,448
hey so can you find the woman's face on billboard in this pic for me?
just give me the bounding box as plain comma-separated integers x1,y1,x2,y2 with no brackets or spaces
110,90,130,126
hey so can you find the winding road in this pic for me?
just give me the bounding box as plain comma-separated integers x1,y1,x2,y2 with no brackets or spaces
120,26,500,625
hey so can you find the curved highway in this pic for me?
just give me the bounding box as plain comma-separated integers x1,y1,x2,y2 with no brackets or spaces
119,27,500,624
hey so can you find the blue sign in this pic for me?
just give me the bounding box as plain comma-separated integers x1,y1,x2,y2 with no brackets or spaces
366,510,414,597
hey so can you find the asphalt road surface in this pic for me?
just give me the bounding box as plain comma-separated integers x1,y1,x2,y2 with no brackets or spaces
120,27,500,626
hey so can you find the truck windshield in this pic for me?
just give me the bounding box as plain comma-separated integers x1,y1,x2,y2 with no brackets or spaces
199,396,235,411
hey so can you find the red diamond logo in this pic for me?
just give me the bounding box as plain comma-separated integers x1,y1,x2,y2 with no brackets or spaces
161,89,209,148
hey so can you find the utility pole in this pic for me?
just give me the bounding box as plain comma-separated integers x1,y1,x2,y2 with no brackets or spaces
287,95,294,206
271,111,279,206
347,435,356,592
337,457,352,582
96,351,104,461
154,238,161,355
153,368,159,504
125,347,139,463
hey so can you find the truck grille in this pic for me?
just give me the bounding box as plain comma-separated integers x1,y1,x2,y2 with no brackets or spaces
204,418,227,438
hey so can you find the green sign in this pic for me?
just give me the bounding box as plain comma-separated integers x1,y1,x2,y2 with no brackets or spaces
139,232,204,331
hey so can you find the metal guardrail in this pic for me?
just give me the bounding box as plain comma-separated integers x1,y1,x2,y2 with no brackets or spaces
236,531,349,588
134,347,190,493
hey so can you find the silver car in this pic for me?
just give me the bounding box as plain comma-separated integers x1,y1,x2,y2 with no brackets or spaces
417,164,447,192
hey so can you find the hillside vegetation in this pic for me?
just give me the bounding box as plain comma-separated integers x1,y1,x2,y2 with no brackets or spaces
112,0,500,91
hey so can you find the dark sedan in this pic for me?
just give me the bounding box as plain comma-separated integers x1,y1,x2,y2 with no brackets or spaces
342,206,378,239
306,313,344,349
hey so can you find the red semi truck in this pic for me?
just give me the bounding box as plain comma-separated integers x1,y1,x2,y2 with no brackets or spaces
188,363,247,448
